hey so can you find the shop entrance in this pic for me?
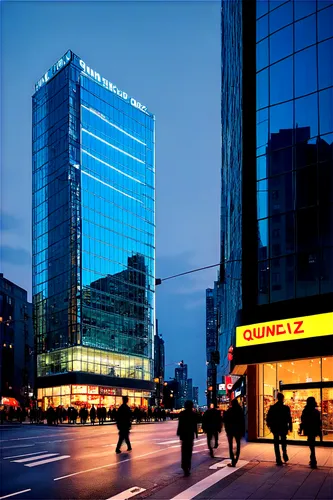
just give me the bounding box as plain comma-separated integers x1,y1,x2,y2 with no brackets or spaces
282,385,333,441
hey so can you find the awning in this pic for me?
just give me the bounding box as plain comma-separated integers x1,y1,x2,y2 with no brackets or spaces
231,364,247,376
1,397,20,407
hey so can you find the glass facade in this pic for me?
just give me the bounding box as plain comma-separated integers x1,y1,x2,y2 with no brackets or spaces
256,0,333,304
258,356,333,441
32,51,155,402
220,0,243,376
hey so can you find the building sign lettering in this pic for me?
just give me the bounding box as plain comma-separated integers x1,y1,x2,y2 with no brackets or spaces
35,50,71,91
236,312,333,348
79,59,148,115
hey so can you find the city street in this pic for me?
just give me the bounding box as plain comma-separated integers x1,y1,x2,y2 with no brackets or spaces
1,420,333,500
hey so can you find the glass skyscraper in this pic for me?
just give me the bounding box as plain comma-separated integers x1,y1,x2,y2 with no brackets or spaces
220,0,332,443
32,51,155,409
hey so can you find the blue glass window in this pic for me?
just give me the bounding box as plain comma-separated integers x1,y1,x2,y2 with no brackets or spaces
295,14,316,52
317,5,333,41
270,24,293,64
257,38,269,71
269,1,293,33
295,46,317,98
257,155,268,180
270,56,293,105
257,14,269,42
257,108,269,155
294,0,316,20
270,100,293,149
295,93,319,141
318,39,333,90
257,179,269,219
319,88,333,135
257,69,269,109
257,0,269,19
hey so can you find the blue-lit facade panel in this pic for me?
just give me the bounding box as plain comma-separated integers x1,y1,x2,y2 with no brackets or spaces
32,51,155,393
220,0,243,376
256,0,333,305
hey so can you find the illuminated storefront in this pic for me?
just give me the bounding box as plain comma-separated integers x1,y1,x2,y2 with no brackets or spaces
37,384,151,411
234,312,333,444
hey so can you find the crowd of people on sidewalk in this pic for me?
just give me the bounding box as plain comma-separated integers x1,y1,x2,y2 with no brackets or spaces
176,394,323,477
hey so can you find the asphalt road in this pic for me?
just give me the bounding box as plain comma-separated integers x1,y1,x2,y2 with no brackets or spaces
0,421,232,500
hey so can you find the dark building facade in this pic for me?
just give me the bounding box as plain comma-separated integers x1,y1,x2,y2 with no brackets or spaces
154,320,165,405
32,51,155,410
221,0,333,443
206,281,222,404
175,362,188,409
0,274,34,405
193,386,199,408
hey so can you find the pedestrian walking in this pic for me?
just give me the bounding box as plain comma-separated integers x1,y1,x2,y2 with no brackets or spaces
266,393,292,466
115,396,132,454
90,405,96,425
300,397,322,469
202,405,223,457
177,400,198,477
224,399,245,467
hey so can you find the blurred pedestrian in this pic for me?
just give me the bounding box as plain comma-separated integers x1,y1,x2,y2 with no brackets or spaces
115,396,132,454
177,400,198,476
202,405,223,457
90,405,96,425
101,406,107,424
266,393,292,466
300,397,322,469
224,399,245,467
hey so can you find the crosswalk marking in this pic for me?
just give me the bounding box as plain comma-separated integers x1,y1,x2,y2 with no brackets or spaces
12,453,59,463
170,460,249,499
25,455,70,467
4,451,48,460
105,486,146,499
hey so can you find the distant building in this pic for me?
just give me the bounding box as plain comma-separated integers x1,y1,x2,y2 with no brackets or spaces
175,361,187,409
206,281,221,405
154,320,165,405
163,378,178,410
0,274,34,405
186,378,193,402
193,386,199,408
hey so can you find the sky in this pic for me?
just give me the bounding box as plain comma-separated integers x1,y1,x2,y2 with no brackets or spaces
0,0,221,403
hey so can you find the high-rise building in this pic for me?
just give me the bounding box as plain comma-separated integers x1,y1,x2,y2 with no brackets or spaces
154,320,165,405
220,0,333,443
0,274,34,405
192,386,199,408
175,361,188,409
32,51,155,410
186,377,193,402
206,281,221,404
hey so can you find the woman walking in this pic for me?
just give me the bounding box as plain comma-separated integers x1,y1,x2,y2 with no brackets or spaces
300,397,322,469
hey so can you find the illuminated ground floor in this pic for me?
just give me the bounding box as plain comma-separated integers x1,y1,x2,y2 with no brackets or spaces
239,356,333,444
37,384,151,411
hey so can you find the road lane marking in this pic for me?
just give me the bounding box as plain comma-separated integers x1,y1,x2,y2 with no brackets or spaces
156,439,180,445
105,487,146,499
54,444,182,481
38,438,75,444
25,455,70,467
1,444,35,450
12,453,59,463
170,460,249,499
3,451,48,460
0,489,32,499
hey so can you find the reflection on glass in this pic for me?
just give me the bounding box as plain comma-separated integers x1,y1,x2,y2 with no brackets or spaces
257,179,269,219
257,38,269,71
257,155,268,180
319,88,333,135
257,0,268,19
270,101,293,147
295,46,317,98
257,13,269,42
295,14,316,52
258,260,269,304
270,56,293,105
295,94,318,141
257,108,269,153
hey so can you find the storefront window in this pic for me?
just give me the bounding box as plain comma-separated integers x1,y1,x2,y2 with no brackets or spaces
278,358,321,386
72,385,87,394
283,388,321,440
322,357,333,382
322,387,333,441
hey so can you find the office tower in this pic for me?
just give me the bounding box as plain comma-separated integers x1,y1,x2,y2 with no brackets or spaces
0,274,34,404
192,386,199,408
187,377,193,402
32,51,155,409
220,0,333,442
175,361,188,409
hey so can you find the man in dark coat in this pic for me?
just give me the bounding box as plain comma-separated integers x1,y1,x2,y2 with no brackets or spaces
266,393,292,466
224,399,245,467
177,400,198,476
202,405,223,457
300,397,322,469
115,396,132,454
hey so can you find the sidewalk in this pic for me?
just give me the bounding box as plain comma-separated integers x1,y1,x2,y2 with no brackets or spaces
200,440,333,500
